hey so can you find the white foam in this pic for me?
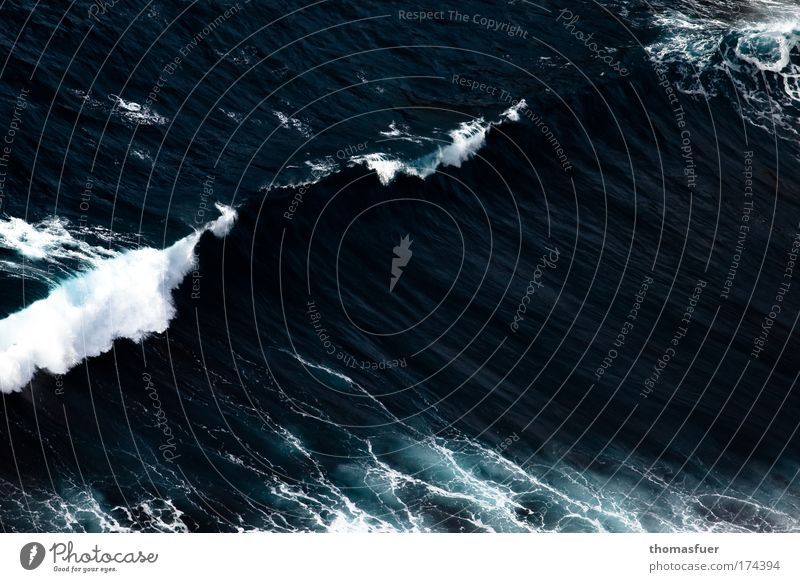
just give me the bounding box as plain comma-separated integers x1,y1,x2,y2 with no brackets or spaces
108,94,168,126
273,110,313,137
349,153,410,185
378,121,432,144
350,105,523,186
379,121,404,138
727,13,800,73
263,108,524,192
208,202,238,238
647,8,800,73
645,5,800,135
436,118,490,168
0,216,117,263
0,205,237,393
287,350,358,386
110,96,142,112
502,99,528,122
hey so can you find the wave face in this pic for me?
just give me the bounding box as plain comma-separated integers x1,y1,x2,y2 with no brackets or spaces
0,0,799,534
0,205,236,393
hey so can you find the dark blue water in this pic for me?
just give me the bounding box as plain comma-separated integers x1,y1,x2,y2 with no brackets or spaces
0,0,798,531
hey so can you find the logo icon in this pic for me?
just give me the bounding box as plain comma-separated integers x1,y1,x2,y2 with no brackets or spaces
20,542,45,570
390,234,413,292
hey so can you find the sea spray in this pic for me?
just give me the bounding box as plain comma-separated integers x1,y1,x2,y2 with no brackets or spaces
0,204,237,393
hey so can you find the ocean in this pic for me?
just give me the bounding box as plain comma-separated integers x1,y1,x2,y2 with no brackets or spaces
0,0,798,532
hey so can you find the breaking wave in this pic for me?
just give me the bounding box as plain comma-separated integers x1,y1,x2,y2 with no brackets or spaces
349,101,527,186
0,216,119,263
646,2,800,135
0,204,237,393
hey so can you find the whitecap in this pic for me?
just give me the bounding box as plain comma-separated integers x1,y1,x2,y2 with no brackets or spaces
350,102,525,186
645,4,800,134
0,204,237,393
0,216,116,263
273,110,313,137
108,94,168,126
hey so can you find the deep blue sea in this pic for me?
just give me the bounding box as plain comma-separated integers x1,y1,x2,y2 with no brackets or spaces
0,0,798,532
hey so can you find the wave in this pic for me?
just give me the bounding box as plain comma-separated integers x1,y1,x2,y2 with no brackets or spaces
648,6,800,75
646,3,800,134
350,101,527,186
0,216,119,263
0,204,237,393
216,428,799,532
378,120,434,144
736,22,800,74
0,478,190,532
260,102,528,192
108,94,168,126
273,110,313,137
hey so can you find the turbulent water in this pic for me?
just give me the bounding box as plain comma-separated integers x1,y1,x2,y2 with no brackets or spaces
0,0,798,532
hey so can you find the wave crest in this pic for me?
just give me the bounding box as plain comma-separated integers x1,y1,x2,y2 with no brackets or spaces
0,204,237,393
350,101,527,186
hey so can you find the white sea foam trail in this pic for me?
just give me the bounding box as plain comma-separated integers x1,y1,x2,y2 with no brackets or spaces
350,100,527,186
0,204,237,393
0,216,117,263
